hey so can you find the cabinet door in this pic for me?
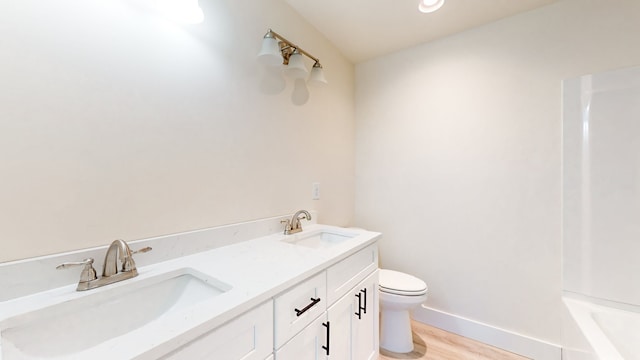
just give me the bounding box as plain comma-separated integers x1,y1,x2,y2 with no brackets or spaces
327,286,357,360
352,271,379,360
275,314,329,360
327,270,379,360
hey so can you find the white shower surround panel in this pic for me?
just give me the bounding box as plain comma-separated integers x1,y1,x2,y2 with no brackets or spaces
562,65,640,306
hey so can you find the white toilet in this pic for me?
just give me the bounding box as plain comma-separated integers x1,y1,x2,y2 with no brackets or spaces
379,269,428,353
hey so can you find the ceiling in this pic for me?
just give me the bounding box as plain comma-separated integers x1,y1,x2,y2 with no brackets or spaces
285,0,559,63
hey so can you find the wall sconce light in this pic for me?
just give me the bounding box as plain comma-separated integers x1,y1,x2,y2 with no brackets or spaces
258,29,327,104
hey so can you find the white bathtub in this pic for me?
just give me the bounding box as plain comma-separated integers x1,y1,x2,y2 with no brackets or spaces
563,294,640,360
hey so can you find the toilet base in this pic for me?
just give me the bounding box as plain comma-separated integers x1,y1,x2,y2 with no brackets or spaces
380,309,414,353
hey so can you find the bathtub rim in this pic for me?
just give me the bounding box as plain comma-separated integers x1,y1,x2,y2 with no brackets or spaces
562,291,640,360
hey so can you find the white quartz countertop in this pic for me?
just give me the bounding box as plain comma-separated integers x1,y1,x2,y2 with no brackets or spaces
0,224,380,359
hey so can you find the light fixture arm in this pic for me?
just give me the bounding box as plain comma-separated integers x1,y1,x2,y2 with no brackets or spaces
265,29,320,64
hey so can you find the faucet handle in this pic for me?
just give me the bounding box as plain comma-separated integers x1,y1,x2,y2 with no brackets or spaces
280,219,292,234
56,258,98,283
121,246,152,272
132,246,152,255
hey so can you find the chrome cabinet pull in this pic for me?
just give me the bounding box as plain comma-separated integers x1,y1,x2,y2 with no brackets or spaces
294,297,321,317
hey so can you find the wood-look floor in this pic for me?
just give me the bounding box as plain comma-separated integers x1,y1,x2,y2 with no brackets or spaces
379,320,530,360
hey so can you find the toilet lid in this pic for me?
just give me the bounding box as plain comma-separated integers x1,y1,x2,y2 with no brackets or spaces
379,269,427,295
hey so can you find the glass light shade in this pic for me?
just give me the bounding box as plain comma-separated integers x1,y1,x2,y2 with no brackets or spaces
418,0,445,13
284,51,308,79
308,63,327,86
258,36,282,66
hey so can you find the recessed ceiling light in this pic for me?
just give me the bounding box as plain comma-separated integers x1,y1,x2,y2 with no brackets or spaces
418,0,445,13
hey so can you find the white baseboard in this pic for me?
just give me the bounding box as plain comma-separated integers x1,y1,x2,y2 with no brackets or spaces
412,305,562,360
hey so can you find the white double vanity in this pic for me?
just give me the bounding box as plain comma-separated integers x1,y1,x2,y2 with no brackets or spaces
0,214,380,360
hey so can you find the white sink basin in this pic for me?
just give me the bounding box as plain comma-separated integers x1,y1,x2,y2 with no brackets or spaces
0,268,231,359
282,229,357,249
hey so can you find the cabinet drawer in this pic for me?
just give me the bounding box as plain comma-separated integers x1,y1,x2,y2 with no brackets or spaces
159,300,273,360
274,271,327,348
326,244,378,305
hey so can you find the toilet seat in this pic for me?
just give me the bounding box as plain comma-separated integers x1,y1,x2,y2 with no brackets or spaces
379,269,428,296
380,287,428,296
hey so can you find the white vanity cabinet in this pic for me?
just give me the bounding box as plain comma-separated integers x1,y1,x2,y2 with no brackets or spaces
159,300,274,360
275,244,379,360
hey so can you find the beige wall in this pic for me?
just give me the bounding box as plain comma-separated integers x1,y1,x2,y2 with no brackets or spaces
355,0,640,344
0,0,356,262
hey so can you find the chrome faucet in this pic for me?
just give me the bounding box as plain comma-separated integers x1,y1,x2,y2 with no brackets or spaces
103,239,137,277
281,210,312,235
57,239,151,291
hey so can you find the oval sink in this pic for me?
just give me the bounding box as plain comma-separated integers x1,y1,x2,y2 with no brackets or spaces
282,229,357,249
0,268,231,358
